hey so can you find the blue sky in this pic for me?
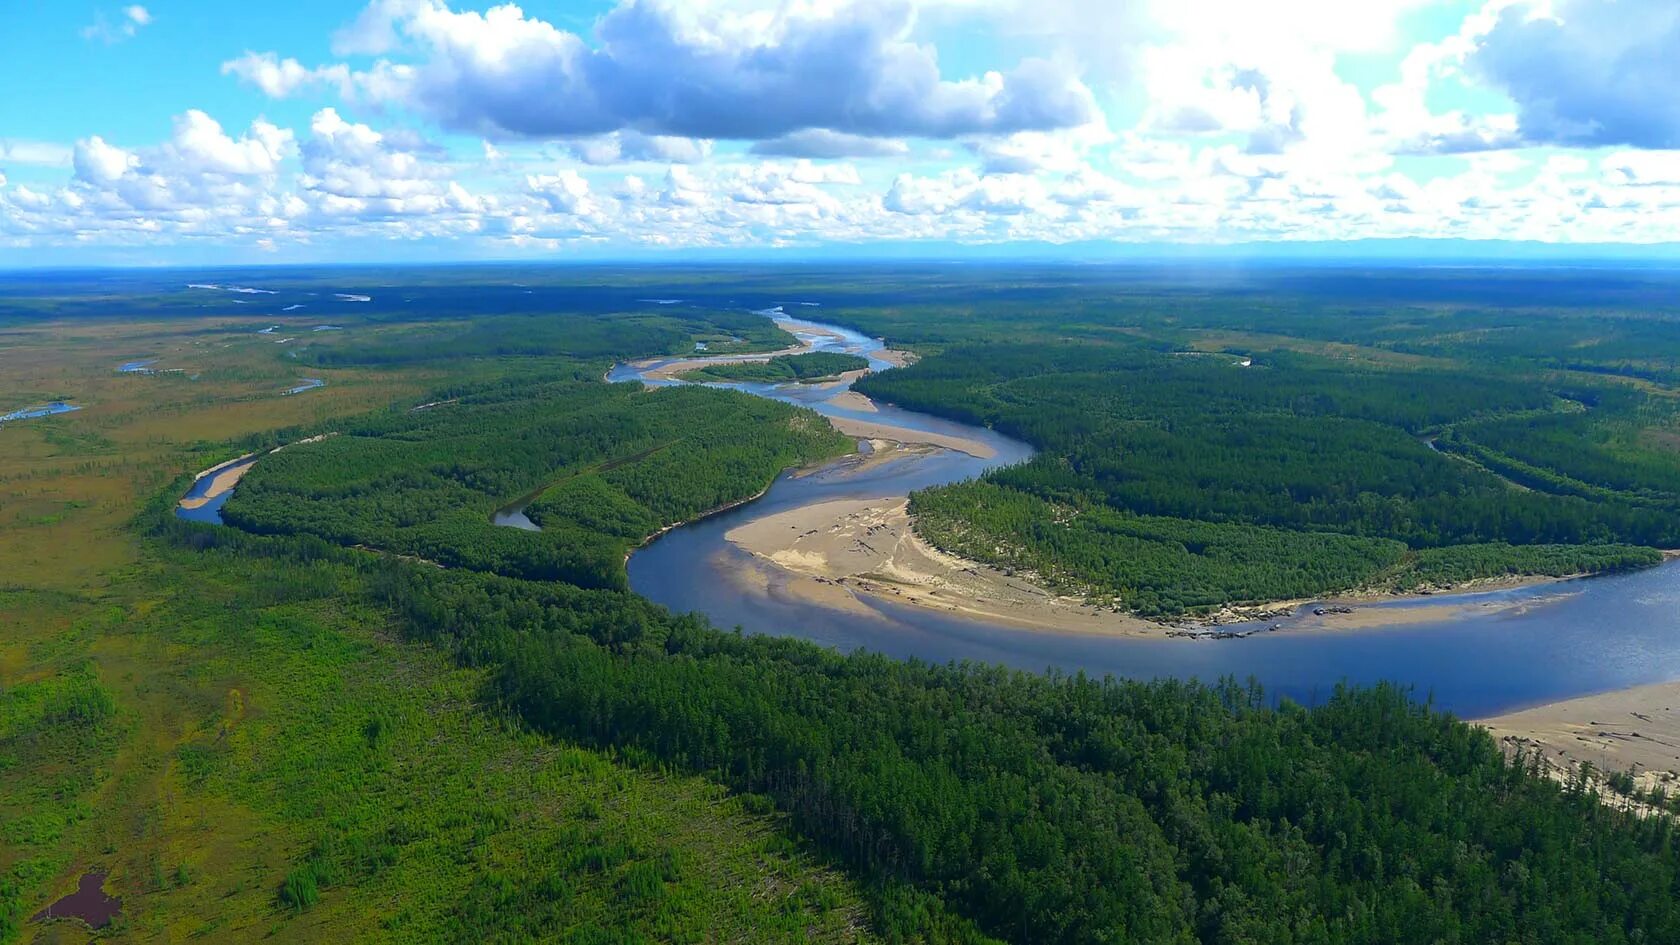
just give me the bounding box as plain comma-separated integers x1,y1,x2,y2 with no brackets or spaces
2,0,1679,265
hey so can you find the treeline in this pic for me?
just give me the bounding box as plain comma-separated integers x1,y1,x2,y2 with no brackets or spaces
851,338,1676,611
682,351,870,383
307,308,793,367
1384,542,1663,590
221,378,851,588
351,549,1680,945
1439,410,1680,509
154,496,1680,944
910,481,1409,615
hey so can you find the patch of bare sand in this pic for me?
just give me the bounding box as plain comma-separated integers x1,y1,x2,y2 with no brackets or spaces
725,497,1158,636
826,389,878,413
824,416,995,459
1289,589,1577,630
873,348,918,368
1479,681,1680,801
633,324,855,381
792,439,934,479
177,455,257,510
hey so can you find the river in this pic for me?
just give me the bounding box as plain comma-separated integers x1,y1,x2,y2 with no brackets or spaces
614,310,1680,718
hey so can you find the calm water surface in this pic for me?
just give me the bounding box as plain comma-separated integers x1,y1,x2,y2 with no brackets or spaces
620,310,1680,718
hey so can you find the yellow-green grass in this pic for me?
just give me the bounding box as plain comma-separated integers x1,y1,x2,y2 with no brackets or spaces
1,316,875,943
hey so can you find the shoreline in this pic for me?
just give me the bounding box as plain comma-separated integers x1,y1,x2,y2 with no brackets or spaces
617,326,1670,645
177,453,259,511
720,488,1634,640
631,322,853,382
1477,680,1680,804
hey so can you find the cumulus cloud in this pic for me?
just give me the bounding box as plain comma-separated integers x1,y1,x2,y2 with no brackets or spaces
240,0,1098,143
750,130,910,159
298,107,472,217
565,131,711,166
1465,0,1680,148
163,111,294,176
222,52,352,99
525,169,594,215
73,136,138,184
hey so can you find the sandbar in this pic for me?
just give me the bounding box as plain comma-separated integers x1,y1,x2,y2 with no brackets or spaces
824,416,995,459
826,389,878,413
634,323,852,382
178,455,257,511
725,497,1159,637
1479,680,1680,801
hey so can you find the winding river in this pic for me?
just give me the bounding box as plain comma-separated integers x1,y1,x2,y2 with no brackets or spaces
614,311,1680,719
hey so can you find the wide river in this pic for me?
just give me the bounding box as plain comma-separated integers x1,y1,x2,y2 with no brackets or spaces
613,310,1680,718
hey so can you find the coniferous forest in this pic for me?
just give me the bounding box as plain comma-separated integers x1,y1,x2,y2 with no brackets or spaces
8,265,1680,942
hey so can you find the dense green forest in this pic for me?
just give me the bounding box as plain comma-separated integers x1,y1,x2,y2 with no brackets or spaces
154,478,1680,944
844,298,1680,613
221,377,851,588
17,265,1680,941
681,352,871,383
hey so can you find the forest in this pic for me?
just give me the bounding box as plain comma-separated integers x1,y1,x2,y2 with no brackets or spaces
12,264,1680,942
845,292,1680,613
221,377,851,588
149,484,1680,945
680,351,870,383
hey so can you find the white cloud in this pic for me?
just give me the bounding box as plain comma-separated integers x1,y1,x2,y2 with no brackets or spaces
0,140,73,168
73,136,138,184
750,130,910,159
81,4,153,43
1465,0,1680,148
1603,151,1680,187
526,170,595,215
565,131,712,166
240,0,1098,143
164,110,293,176
222,52,352,99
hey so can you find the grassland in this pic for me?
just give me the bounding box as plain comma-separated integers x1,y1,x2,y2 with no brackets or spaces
0,310,873,943
10,267,1680,945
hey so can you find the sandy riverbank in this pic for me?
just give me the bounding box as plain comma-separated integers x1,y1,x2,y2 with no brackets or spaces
826,389,878,412
726,497,1163,636
633,323,853,382
177,455,257,511
1479,681,1680,798
825,416,996,459
722,479,1596,639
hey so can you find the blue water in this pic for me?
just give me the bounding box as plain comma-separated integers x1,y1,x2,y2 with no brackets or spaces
619,310,1680,719
0,402,81,423
175,455,260,525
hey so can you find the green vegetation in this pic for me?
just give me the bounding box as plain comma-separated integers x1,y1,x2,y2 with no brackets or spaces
148,498,1680,945
10,265,1680,943
0,298,870,943
221,379,851,589
842,292,1680,613
681,352,870,383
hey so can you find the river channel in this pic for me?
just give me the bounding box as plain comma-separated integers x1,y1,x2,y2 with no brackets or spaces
613,310,1680,718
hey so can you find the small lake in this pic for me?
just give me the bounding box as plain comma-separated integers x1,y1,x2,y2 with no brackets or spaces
619,310,1680,719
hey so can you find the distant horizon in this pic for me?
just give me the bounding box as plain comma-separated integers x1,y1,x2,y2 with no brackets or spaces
8,237,1680,274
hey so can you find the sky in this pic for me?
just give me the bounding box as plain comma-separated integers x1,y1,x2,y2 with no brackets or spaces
1,0,1678,265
